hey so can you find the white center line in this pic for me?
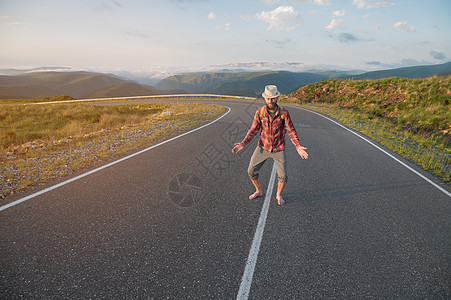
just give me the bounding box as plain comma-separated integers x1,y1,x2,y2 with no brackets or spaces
237,162,277,300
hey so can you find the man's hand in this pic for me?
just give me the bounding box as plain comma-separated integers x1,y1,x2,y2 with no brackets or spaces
232,143,244,154
297,146,309,159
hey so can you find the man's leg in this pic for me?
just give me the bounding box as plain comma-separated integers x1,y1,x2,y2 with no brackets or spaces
273,150,287,205
250,178,263,199
276,181,286,205
248,146,268,199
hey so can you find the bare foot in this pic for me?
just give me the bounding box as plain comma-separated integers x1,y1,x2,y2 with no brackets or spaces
249,191,263,200
276,196,285,205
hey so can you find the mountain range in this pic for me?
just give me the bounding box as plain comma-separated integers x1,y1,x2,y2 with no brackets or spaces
0,71,161,99
155,71,328,97
0,61,449,100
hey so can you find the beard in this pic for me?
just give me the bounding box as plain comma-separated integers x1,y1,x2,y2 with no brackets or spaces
266,102,276,111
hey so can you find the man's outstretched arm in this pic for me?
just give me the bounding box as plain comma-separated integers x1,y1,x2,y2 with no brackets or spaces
232,109,261,154
285,109,309,159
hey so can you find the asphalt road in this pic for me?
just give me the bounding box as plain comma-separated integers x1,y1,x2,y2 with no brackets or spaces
1,99,450,299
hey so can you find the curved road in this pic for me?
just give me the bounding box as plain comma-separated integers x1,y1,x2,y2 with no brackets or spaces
1,99,450,299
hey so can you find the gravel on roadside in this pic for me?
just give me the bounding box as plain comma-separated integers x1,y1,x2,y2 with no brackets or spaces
0,118,208,200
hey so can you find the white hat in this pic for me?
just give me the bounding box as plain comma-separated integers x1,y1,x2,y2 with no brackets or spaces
262,85,280,98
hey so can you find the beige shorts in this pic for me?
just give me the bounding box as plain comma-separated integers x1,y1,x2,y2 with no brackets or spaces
248,146,287,183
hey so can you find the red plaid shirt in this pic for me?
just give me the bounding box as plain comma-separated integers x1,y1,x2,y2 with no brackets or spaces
241,105,301,153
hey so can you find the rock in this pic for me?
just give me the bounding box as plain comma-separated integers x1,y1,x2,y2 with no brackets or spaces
160,111,173,117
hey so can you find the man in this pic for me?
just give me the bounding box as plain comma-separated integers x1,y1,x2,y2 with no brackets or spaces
232,85,308,205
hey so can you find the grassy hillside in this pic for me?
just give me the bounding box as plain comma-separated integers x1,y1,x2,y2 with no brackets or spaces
85,82,161,98
55,73,126,98
155,71,327,96
295,76,450,134
292,75,450,182
0,84,59,99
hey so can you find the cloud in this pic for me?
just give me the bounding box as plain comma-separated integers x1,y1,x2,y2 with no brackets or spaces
397,58,431,66
216,23,231,31
366,61,382,66
393,21,416,32
356,25,380,33
352,0,395,9
266,39,292,48
325,18,343,30
3,22,24,26
261,0,282,4
430,51,447,60
366,58,433,69
292,0,331,6
255,6,300,32
332,9,346,17
170,0,202,9
336,32,363,44
308,10,318,15
1,15,23,26
110,0,122,7
208,12,216,20
96,0,122,11
125,29,150,38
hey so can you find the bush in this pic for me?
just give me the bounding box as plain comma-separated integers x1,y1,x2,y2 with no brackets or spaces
41,95,75,102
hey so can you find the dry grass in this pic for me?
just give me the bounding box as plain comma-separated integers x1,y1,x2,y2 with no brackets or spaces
1,102,226,198
0,102,218,152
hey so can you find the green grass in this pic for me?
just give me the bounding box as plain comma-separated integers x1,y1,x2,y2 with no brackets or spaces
295,76,450,134
286,75,450,184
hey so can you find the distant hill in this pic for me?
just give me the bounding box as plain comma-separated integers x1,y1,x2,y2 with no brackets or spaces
224,89,259,98
155,71,328,97
0,84,59,100
0,71,161,99
86,82,161,98
340,61,451,80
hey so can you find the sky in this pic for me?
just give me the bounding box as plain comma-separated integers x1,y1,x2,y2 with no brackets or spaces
1,0,450,78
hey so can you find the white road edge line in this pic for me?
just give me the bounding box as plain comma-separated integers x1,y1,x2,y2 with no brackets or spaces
237,162,277,300
294,106,451,198
0,106,232,212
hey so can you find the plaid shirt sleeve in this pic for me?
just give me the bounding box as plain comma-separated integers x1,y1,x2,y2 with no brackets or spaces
241,109,262,147
284,109,301,150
